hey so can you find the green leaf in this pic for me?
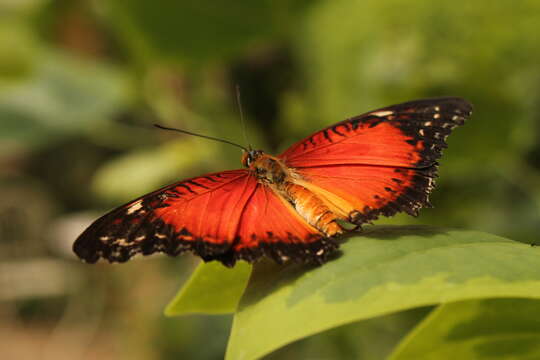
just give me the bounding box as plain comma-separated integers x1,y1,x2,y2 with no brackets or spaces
389,298,540,359
226,226,540,360
165,261,251,316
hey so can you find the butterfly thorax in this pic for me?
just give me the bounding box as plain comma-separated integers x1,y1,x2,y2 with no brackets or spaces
246,152,288,184
245,151,343,238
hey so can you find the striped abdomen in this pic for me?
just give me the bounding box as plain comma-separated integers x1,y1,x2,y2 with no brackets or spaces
282,182,343,237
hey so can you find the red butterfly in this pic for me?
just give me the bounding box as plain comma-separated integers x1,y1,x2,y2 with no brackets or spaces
74,97,472,267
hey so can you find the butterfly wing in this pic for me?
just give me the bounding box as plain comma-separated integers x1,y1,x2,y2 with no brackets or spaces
74,169,331,266
74,170,255,264
231,183,337,265
280,97,472,224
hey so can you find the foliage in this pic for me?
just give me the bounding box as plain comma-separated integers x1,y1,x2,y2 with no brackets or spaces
170,226,540,359
389,298,540,359
165,260,251,316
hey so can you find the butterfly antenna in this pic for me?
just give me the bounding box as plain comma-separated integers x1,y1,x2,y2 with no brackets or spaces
235,85,252,151
154,124,249,152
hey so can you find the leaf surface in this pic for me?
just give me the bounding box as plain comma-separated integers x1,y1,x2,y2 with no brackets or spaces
165,261,251,316
226,226,540,360
390,298,540,360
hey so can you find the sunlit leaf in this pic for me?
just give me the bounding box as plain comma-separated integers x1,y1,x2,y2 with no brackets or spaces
165,261,251,316
226,226,540,360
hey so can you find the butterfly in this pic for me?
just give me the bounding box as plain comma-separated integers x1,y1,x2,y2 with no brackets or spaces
74,97,472,267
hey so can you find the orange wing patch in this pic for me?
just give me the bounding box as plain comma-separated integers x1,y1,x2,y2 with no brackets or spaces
155,172,255,246
296,164,433,224
231,183,338,265
73,170,257,264
283,121,424,168
281,97,471,169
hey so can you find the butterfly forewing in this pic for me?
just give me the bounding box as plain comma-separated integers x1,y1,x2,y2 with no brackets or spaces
232,183,336,265
74,170,255,264
281,97,472,168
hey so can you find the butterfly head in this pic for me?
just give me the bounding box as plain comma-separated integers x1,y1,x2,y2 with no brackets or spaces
242,149,264,167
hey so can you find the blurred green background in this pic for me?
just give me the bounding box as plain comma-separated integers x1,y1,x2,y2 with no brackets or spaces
1,0,540,359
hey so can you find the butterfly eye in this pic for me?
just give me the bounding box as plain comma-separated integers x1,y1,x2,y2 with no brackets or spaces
246,150,261,166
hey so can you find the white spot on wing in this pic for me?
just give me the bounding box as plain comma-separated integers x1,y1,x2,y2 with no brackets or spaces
370,110,394,117
115,238,128,245
126,201,143,215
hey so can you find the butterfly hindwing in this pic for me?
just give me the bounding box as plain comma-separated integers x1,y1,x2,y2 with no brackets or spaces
231,183,337,265
296,164,434,224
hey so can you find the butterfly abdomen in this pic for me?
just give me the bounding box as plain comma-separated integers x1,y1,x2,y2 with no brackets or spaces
281,182,343,237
